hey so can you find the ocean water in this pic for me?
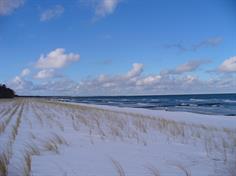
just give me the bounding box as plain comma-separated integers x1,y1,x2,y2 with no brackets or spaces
54,94,236,116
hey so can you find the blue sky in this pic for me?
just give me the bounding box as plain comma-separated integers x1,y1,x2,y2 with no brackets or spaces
0,0,236,95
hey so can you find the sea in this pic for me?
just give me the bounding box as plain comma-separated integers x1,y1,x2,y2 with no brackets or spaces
51,94,236,116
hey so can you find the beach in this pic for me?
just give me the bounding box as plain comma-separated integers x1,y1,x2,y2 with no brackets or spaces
0,98,236,176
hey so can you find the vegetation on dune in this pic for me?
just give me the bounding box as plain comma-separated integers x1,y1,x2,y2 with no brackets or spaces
0,84,15,98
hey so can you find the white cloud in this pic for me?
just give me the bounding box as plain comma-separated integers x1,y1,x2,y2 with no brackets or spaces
35,69,55,79
8,76,34,91
95,0,120,17
0,0,24,16
40,5,64,22
20,68,30,77
11,76,24,89
36,48,80,69
219,56,236,72
126,63,144,78
174,60,203,73
184,75,198,84
136,75,161,86
162,60,209,75
7,69,31,92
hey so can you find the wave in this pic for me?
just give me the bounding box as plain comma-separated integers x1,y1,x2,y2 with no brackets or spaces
223,99,236,103
189,98,207,102
56,95,236,116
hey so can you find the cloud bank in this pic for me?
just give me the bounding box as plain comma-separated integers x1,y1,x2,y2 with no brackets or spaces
7,51,236,96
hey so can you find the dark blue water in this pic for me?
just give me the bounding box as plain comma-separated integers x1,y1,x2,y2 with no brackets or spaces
54,94,236,116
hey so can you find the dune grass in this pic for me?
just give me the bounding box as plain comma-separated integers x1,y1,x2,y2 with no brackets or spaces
0,152,10,176
44,134,68,154
110,158,126,176
146,165,160,176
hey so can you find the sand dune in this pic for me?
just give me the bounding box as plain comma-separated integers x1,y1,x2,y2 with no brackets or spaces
0,98,236,176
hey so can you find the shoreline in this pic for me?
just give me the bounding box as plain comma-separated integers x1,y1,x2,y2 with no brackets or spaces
53,100,236,129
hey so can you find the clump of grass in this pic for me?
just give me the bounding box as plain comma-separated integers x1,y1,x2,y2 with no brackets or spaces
72,120,80,131
44,140,59,153
30,132,36,140
44,134,68,154
146,165,160,176
110,158,126,176
0,123,6,134
110,126,123,139
133,119,147,133
0,153,10,176
174,164,191,176
23,153,31,176
11,125,18,141
52,133,68,146
25,144,41,156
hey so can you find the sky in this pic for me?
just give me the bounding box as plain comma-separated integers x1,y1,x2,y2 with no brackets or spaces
0,0,236,96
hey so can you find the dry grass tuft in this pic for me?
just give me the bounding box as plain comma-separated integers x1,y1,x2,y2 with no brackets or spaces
52,133,68,146
110,158,126,176
146,165,160,176
0,123,6,134
22,144,41,176
174,164,191,176
25,144,41,156
44,140,60,153
44,134,68,153
23,153,31,176
0,153,10,176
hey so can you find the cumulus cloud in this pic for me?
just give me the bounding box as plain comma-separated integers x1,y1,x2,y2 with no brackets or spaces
0,0,24,16
126,63,144,78
35,69,56,79
36,48,80,69
95,0,120,17
162,60,209,75
20,68,30,77
165,37,223,52
8,76,34,92
40,5,64,22
219,56,236,72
